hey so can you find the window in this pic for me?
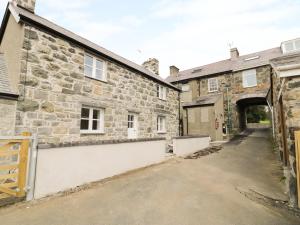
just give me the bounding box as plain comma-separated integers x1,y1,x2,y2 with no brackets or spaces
281,38,300,54
128,115,134,128
157,85,167,100
242,69,257,88
80,107,104,133
181,84,190,92
84,54,106,81
208,78,218,92
157,116,166,133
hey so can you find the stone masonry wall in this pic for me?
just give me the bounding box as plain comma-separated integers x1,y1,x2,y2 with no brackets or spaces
178,65,271,131
16,25,179,146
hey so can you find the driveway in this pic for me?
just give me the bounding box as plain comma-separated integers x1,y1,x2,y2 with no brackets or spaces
0,129,299,225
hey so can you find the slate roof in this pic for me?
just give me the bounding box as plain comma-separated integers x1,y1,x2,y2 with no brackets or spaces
3,3,179,91
166,47,283,83
182,94,222,107
0,53,15,96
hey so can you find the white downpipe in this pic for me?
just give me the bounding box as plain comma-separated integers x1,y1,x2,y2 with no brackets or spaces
26,134,38,201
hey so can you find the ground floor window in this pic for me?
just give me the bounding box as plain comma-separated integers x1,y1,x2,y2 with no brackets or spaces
80,107,104,134
157,116,166,133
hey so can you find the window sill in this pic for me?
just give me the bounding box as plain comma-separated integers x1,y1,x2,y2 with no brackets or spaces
158,98,167,101
157,131,167,134
80,130,105,135
243,85,257,88
85,75,107,84
208,90,218,93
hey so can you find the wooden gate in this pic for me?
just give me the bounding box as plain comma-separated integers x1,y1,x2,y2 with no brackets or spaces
0,132,31,204
295,131,300,208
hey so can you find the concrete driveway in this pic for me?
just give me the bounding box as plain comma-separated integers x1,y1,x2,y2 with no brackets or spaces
0,129,299,225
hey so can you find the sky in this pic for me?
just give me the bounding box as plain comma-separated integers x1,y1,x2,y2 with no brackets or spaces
1,0,300,78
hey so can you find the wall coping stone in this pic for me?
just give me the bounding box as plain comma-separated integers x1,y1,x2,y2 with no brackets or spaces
173,135,209,140
38,137,166,150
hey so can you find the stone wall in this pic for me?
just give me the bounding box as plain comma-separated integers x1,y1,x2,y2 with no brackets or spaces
15,25,179,146
178,65,271,132
0,99,17,136
272,73,300,207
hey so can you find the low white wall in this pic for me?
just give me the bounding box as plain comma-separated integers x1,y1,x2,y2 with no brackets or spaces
173,136,210,157
34,140,166,199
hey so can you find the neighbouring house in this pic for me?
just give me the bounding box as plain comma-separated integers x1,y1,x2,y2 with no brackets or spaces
0,1,180,147
270,38,300,207
166,45,282,141
0,53,18,136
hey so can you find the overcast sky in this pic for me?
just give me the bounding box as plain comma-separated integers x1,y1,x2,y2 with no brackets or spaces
1,0,300,78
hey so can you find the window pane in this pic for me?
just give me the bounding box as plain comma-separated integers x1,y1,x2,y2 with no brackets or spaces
80,119,89,130
95,69,103,80
96,60,103,70
84,65,93,77
85,55,93,66
295,39,300,50
81,108,90,118
93,110,100,119
92,120,99,130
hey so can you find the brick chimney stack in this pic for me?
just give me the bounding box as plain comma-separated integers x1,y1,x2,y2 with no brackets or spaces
142,58,159,75
170,65,179,77
12,0,36,13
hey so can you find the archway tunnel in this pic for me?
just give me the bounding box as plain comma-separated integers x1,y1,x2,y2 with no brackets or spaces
236,97,271,131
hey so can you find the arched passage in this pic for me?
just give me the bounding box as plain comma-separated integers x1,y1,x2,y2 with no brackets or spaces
235,93,269,131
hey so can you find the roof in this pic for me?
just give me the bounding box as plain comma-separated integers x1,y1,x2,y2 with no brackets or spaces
182,94,222,108
2,3,180,91
166,47,283,83
0,53,17,98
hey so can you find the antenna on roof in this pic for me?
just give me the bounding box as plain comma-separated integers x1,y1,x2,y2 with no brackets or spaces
228,41,234,49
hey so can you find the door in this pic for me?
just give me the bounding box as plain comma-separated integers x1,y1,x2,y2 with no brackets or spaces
128,114,138,139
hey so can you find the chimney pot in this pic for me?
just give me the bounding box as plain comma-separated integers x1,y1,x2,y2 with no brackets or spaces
170,65,179,77
230,48,239,60
142,58,159,75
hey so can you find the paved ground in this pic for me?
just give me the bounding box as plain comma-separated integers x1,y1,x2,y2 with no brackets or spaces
0,129,299,225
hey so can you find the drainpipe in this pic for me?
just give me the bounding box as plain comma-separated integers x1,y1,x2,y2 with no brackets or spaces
26,133,38,201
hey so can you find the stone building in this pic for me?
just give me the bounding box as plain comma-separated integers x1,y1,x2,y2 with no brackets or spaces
166,46,282,140
0,1,180,147
270,38,300,207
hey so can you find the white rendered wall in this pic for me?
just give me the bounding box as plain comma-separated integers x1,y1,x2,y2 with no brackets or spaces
34,140,166,199
173,136,210,157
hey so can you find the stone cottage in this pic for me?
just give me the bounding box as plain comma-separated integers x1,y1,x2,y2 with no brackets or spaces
166,46,282,140
0,0,180,147
270,38,300,207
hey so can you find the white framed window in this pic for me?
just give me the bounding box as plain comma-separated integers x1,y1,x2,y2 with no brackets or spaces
208,78,218,92
181,84,190,92
242,69,257,88
281,38,300,54
157,85,167,100
80,106,104,134
84,54,106,81
157,116,166,133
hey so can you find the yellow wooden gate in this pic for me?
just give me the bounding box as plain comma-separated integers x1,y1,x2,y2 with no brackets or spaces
0,132,31,202
295,131,300,208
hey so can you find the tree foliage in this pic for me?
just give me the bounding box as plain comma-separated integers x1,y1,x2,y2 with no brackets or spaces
246,106,268,123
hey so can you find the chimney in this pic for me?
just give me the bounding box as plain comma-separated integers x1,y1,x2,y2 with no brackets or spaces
230,48,239,60
142,58,159,75
170,65,179,77
12,0,36,13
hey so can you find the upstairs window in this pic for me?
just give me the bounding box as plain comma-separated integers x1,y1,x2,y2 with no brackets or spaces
157,85,167,100
242,69,257,88
208,78,218,92
157,116,166,133
84,54,106,81
80,107,104,134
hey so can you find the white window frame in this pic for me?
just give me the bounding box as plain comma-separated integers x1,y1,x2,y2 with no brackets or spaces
80,106,105,134
157,85,167,100
84,54,107,81
208,78,218,93
157,116,166,133
181,84,190,92
281,38,300,54
242,69,257,88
